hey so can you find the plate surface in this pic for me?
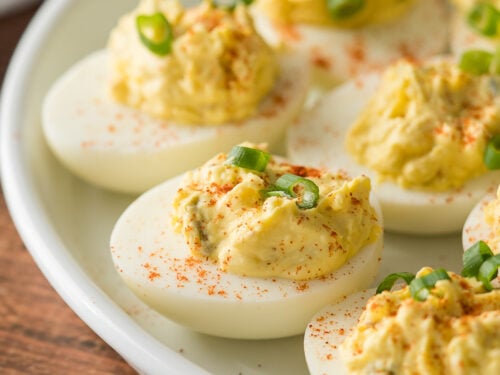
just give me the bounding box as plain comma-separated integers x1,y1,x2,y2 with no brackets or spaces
0,0,465,374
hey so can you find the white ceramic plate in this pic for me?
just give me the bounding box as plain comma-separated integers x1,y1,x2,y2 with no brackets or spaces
0,0,466,374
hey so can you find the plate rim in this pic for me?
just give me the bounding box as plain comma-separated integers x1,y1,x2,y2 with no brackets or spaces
0,0,208,373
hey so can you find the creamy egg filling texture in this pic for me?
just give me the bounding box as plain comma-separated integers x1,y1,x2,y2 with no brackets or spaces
172,145,381,280
346,59,500,191
287,58,500,234
42,0,309,194
109,0,278,125
254,0,415,29
110,145,383,339
450,0,500,55
251,0,449,85
305,269,500,375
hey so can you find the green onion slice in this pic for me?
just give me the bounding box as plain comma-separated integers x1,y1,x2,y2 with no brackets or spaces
409,268,450,301
225,146,271,172
212,0,254,10
484,134,500,169
376,272,415,294
478,254,500,290
490,48,500,75
136,12,173,56
266,174,320,209
263,190,289,198
467,3,500,37
327,0,365,20
459,49,494,75
462,240,493,277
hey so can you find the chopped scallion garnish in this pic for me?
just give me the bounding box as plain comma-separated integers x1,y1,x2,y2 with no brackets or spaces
136,13,173,56
327,0,365,20
459,49,494,75
484,135,500,169
212,0,254,10
376,272,415,294
265,174,320,209
409,268,450,301
377,241,500,301
490,48,500,75
462,240,493,277
478,254,500,290
225,146,271,172
467,3,500,37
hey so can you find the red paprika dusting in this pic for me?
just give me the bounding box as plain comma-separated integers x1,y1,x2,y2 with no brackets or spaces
296,282,309,292
107,123,117,133
310,47,332,70
148,271,161,281
277,23,301,42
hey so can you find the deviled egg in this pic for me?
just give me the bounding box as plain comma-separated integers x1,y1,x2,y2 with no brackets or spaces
110,144,383,339
251,0,449,86
450,0,500,56
288,57,500,234
42,0,309,194
305,266,500,374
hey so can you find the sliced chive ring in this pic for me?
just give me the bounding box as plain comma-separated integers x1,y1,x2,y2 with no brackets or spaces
136,12,173,56
490,48,500,74
376,272,415,294
484,134,500,169
478,254,500,291
212,0,254,10
462,240,493,277
225,146,271,172
467,3,500,37
459,49,494,75
409,268,450,302
265,174,320,209
326,0,365,20
262,189,289,198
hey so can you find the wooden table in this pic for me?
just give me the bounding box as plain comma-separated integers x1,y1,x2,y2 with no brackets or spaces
0,4,136,374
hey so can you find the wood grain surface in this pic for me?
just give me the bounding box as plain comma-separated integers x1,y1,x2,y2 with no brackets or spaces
0,4,137,374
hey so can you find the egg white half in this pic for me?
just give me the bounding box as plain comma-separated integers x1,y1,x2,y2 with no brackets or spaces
462,187,498,252
42,50,309,194
287,73,500,235
252,0,448,85
450,10,499,56
304,288,375,375
109,174,383,339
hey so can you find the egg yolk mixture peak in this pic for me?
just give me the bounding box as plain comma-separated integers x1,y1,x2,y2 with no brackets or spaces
346,59,500,191
108,0,278,125
171,145,381,281
341,267,500,375
255,0,414,29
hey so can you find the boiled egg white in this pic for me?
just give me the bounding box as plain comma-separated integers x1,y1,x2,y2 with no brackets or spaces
287,73,500,235
462,187,499,252
251,0,449,85
109,173,383,339
304,288,374,375
42,50,309,194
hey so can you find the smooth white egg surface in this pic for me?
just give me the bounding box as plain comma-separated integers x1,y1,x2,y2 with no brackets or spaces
304,288,374,375
42,50,308,194
462,188,498,251
450,10,498,56
287,73,500,235
252,0,448,85
109,174,383,340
